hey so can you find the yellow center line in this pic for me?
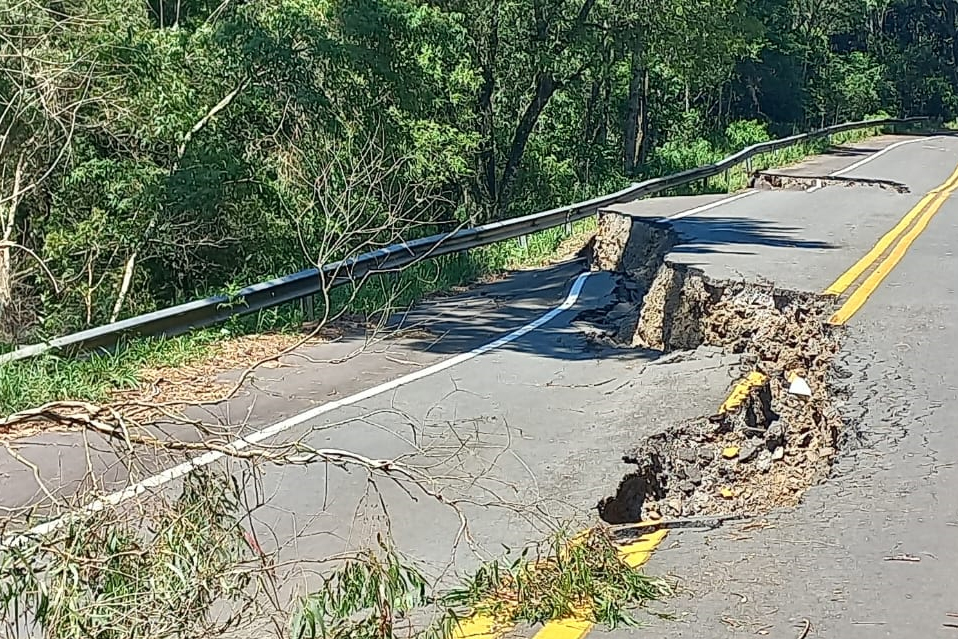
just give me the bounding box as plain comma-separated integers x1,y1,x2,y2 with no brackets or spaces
517,360,769,639
718,371,768,414
526,530,669,639
452,611,517,639
824,163,958,297
450,528,626,639
828,164,958,325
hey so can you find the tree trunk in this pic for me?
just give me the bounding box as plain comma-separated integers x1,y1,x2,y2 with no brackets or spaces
582,80,600,147
478,62,497,219
946,1,958,81
475,0,595,217
623,43,643,176
496,72,558,214
637,69,652,165
597,76,610,146
578,79,601,181
110,251,138,323
476,8,499,222
0,156,24,318
0,244,11,320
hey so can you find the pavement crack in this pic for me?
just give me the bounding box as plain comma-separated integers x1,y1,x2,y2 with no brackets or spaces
590,217,847,523
751,171,910,193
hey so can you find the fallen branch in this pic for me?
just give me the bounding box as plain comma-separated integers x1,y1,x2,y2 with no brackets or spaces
608,513,753,534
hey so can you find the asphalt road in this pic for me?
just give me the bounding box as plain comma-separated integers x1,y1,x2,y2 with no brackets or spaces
3,132,957,638
450,133,958,639
627,134,958,639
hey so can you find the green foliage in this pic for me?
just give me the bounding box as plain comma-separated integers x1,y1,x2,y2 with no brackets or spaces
0,0,951,349
2,484,666,639
0,334,219,416
292,542,442,639
725,120,771,150
0,470,256,638
442,528,670,628
291,528,669,639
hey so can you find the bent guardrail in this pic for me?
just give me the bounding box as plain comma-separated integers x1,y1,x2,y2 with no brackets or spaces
0,116,926,364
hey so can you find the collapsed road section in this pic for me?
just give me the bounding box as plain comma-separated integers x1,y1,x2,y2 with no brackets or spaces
587,210,847,523
750,171,910,193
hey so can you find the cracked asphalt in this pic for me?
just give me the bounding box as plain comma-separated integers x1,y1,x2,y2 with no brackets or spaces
603,135,958,638
2,133,957,638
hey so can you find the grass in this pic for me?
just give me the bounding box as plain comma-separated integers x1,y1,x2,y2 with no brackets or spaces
0,123,900,418
0,333,223,416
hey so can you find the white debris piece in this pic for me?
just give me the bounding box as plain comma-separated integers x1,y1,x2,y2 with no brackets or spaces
788,375,812,397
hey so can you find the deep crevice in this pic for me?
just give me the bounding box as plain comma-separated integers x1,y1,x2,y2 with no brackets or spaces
591,214,845,522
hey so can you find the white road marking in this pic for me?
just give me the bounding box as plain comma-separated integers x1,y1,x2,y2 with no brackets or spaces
12,137,938,546
831,136,940,177
667,190,759,220
6,272,594,545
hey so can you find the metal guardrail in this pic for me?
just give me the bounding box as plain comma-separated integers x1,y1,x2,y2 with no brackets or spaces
0,116,925,364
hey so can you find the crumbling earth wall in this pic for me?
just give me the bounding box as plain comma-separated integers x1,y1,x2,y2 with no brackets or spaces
592,212,844,523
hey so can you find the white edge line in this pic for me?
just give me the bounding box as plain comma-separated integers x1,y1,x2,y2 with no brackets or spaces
13,135,936,545
667,190,758,220
831,136,939,177
7,272,594,547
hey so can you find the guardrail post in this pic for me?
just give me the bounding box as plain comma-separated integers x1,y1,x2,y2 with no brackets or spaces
745,157,753,174
302,294,315,320
518,235,528,250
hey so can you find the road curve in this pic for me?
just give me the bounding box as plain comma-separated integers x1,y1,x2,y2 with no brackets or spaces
2,133,957,639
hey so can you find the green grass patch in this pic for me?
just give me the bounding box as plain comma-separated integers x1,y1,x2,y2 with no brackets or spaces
0,333,223,416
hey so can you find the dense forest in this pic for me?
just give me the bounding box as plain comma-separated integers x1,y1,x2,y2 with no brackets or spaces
1,0,955,343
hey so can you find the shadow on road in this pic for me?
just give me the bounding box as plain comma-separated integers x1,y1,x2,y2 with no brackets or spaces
390,214,838,361
669,215,836,255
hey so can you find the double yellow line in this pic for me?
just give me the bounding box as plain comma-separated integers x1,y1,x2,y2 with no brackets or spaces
827,163,958,325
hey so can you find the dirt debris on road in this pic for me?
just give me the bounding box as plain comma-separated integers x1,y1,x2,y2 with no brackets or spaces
589,212,846,522
750,171,910,193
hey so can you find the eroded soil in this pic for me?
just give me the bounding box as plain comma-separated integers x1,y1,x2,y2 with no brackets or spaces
589,212,845,523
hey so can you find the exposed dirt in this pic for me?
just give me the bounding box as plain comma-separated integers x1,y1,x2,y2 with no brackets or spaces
592,214,845,523
750,171,910,193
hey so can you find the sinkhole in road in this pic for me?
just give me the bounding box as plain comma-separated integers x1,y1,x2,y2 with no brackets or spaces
587,213,847,523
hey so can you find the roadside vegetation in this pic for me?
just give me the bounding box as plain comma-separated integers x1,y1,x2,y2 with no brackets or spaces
1,2,957,637
0,467,669,639
2,1,956,391
0,119,904,418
